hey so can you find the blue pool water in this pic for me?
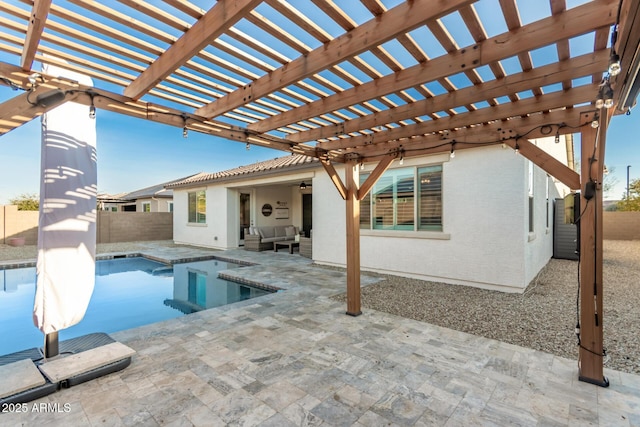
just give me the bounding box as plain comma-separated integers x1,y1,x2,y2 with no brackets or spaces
0,257,271,356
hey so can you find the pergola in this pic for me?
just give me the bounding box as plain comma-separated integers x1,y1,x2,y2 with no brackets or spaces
1,0,639,387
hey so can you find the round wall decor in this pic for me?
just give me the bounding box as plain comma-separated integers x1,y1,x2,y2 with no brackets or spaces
261,203,273,216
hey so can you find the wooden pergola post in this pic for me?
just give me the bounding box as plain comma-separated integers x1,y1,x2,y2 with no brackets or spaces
577,111,609,387
321,154,396,316
344,160,362,316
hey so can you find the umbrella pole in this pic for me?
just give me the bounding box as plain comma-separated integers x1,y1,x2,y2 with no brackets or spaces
44,332,59,358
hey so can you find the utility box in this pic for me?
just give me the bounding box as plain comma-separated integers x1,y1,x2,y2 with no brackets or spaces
553,197,579,260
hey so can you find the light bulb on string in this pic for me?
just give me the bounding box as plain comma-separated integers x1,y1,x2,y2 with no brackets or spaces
603,83,614,109
608,52,621,76
88,93,96,119
182,114,188,138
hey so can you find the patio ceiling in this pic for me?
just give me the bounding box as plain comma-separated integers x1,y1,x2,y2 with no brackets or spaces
0,0,638,175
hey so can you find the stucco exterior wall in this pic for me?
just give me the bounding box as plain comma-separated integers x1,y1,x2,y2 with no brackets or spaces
313,144,564,292
523,137,571,284
173,186,229,249
135,197,173,213
313,145,556,292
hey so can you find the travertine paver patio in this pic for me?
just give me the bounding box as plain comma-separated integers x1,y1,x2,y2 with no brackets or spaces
1,246,638,426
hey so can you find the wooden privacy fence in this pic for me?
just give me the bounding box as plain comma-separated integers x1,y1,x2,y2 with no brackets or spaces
1,206,173,244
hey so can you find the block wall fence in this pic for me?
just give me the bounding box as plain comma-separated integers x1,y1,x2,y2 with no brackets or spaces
1,206,173,245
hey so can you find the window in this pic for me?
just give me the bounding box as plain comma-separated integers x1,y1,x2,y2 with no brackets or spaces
188,190,206,223
418,166,443,231
168,202,174,213
360,173,371,229
546,175,550,229
142,202,151,212
111,207,117,212
528,161,534,233
360,165,442,232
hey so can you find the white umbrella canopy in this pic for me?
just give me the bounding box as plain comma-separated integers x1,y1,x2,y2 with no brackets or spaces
33,62,97,343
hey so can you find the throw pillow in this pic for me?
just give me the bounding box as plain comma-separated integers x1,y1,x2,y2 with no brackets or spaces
285,226,296,237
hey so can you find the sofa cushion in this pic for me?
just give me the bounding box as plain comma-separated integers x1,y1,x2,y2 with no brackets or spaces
274,226,287,238
262,236,288,243
285,226,296,238
259,227,275,238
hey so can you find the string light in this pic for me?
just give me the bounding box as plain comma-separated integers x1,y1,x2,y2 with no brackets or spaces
591,120,599,128
246,142,250,151
603,84,614,109
608,24,621,76
595,78,614,109
595,85,605,109
609,52,621,76
514,142,520,155
554,130,560,144
89,93,96,119
450,141,456,159
182,114,188,138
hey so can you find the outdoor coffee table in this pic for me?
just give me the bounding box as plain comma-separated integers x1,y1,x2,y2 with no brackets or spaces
273,240,299,254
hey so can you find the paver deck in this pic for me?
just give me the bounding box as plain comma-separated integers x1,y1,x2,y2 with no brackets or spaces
1,244,638,426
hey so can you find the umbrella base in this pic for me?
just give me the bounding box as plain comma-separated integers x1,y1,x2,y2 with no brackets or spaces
0,333,132,405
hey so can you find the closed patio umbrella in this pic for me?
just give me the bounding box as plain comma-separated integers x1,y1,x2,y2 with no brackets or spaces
33,61,97,357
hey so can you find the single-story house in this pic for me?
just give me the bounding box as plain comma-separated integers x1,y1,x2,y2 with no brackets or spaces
98,175,197,212
167,136,573,293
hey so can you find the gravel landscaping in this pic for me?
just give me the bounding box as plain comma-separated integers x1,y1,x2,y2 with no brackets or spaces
331,240,640,375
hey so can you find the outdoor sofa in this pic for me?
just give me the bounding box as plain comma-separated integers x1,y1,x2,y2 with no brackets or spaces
244,225,300,251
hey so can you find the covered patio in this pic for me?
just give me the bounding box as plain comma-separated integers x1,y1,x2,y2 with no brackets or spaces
1,0,639,408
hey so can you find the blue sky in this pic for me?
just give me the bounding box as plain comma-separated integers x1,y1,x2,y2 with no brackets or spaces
0,0,638,203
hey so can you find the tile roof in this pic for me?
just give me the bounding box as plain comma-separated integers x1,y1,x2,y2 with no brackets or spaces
166,154,319,188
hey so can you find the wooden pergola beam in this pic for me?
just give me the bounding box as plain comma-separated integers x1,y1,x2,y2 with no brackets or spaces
344,106,593,157
287,51,607,144
320,157,347,200
317,83,598,151
248,0,617,133
342,107,592,190
357,153,396,200
195,0,477,118
20,0,52,71
0,86,78,135
124,0,262,100
0,61,317,156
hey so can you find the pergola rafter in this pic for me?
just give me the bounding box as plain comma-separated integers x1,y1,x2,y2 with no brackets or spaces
248,1,617,133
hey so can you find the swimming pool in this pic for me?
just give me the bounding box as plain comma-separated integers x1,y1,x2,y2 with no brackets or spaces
0,257,271,356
